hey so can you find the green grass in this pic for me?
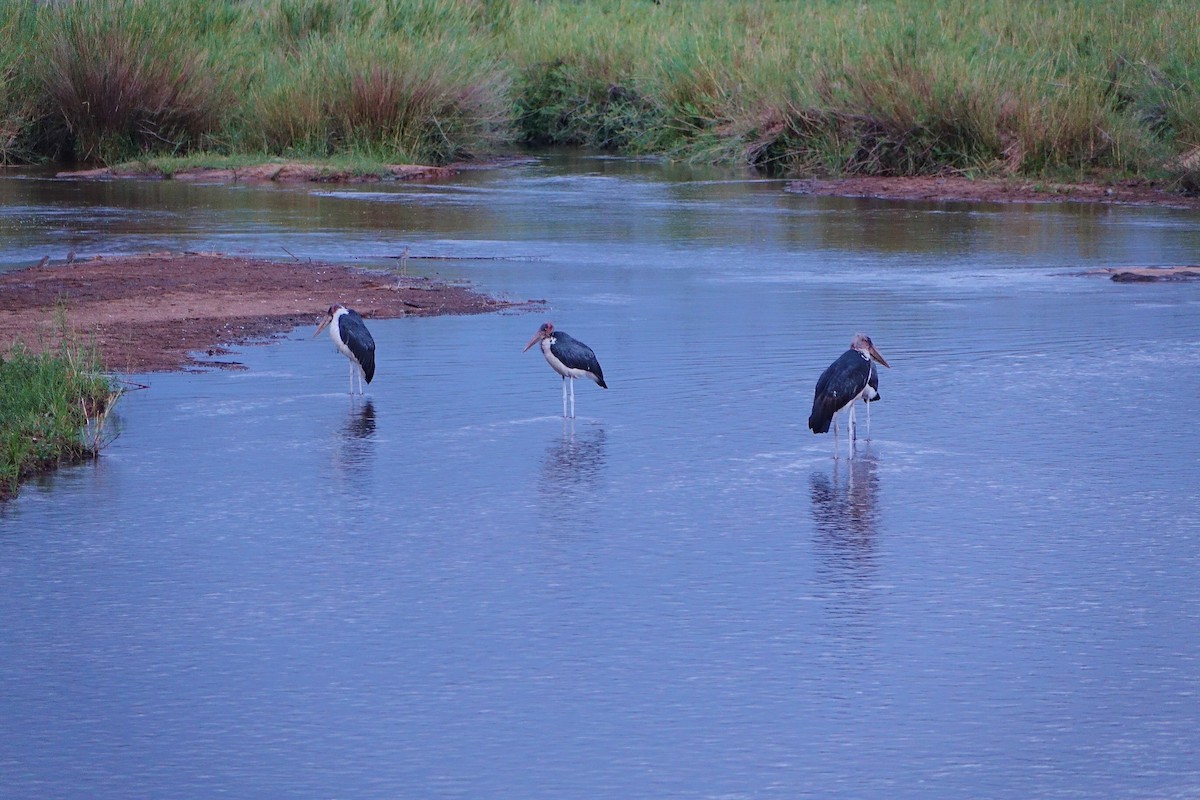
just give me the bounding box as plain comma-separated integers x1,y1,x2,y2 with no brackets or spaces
0,333,120,502
111,153,286,177
110,152,406,179
1,0,1200,186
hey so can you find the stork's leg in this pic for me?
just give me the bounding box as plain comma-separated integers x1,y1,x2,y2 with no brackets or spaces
561,376,568,418
569,378,576,419
832,409,840,459
842,409,849,459
348,361,355,395
866,396,872,441
848,407,856,458
849,411,855,458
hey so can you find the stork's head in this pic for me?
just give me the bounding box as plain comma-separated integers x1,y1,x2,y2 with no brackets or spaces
851,333,890,367
314,304,344,338
523,321,555,352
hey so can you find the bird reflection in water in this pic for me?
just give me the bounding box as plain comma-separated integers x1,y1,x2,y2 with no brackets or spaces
809,453,881,628
336,400,377,484
344,400,376,440
538,423,608,533
541,422,607,489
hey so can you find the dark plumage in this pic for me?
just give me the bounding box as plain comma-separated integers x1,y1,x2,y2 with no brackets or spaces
337,309,376,384
524,321,608,419
549,331,607,388
808,334,890,451
315,304,376,395
808,348,874,433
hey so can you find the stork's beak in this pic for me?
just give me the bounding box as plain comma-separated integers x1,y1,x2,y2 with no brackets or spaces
314,313,333,338
868,343,890,368
522,330,544,352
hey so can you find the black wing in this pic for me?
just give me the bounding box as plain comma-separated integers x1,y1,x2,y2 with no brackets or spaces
551,331,607,388
808,349,870,433
340,310,376,383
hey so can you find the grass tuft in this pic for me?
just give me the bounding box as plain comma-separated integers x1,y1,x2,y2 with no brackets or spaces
34,0,229,163
247,35,509,164
0,323,120,502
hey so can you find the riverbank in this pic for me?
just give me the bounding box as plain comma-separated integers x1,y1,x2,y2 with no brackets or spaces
786,175,1200,210
2,0,1199,194
0,338,116,502
54,158,1200,215
0,253,522,373
57,160,458,184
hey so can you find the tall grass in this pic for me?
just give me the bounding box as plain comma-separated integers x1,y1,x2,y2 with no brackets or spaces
1,0,1199,183
0,334,120,502
245,35,509,163
0,0,41,163
34,0,231,163
504,0,1200,182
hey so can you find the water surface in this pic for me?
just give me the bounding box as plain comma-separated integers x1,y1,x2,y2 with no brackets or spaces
2,154,1199,799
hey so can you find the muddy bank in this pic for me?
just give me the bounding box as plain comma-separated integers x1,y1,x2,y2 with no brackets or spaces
57,161,1200,208
0,253,525,372
1074,266,1200,282
57,161,457,184
787,175,1200,209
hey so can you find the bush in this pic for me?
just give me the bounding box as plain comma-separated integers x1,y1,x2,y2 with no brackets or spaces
0,337,119,502
247,35,509,164
34,0,229,162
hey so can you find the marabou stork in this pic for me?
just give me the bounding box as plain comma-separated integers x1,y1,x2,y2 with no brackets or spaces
315,304,376,396
808,333,889,455
523,322,607,418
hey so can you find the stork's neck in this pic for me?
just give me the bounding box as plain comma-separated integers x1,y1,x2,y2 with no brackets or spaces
328,308,348,345
853,347,870,360
541,336,556,355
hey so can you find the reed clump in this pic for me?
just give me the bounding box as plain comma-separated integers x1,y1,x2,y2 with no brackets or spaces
0,0,1198,185
246,35,509,164
33,0,231,163
0,332,120,502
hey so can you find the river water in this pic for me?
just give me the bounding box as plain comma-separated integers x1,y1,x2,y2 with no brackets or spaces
2,154,1199,799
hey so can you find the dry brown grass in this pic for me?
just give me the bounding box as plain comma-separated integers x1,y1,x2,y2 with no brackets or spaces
36,0,227,162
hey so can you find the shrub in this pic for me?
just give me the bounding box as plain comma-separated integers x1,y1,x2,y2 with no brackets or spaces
248,35,509,164
0,337,118,502
34,0,229,163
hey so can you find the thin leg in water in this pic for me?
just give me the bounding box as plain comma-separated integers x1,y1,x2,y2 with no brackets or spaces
569,378,576,419
832,408,840,459
561,376,567,418
866,396,872,441
848,412,855,458
849,401,857,442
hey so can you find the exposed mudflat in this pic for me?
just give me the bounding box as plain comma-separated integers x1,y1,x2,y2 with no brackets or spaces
0,253,523,372
787,175,1200,209
1075,265,1200,282
56,161,457,184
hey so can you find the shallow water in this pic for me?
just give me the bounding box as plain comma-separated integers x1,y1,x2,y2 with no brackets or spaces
2,154,1200,799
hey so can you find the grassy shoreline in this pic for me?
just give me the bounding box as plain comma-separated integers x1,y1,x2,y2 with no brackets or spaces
1,0,1199,189
0,334,119,502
